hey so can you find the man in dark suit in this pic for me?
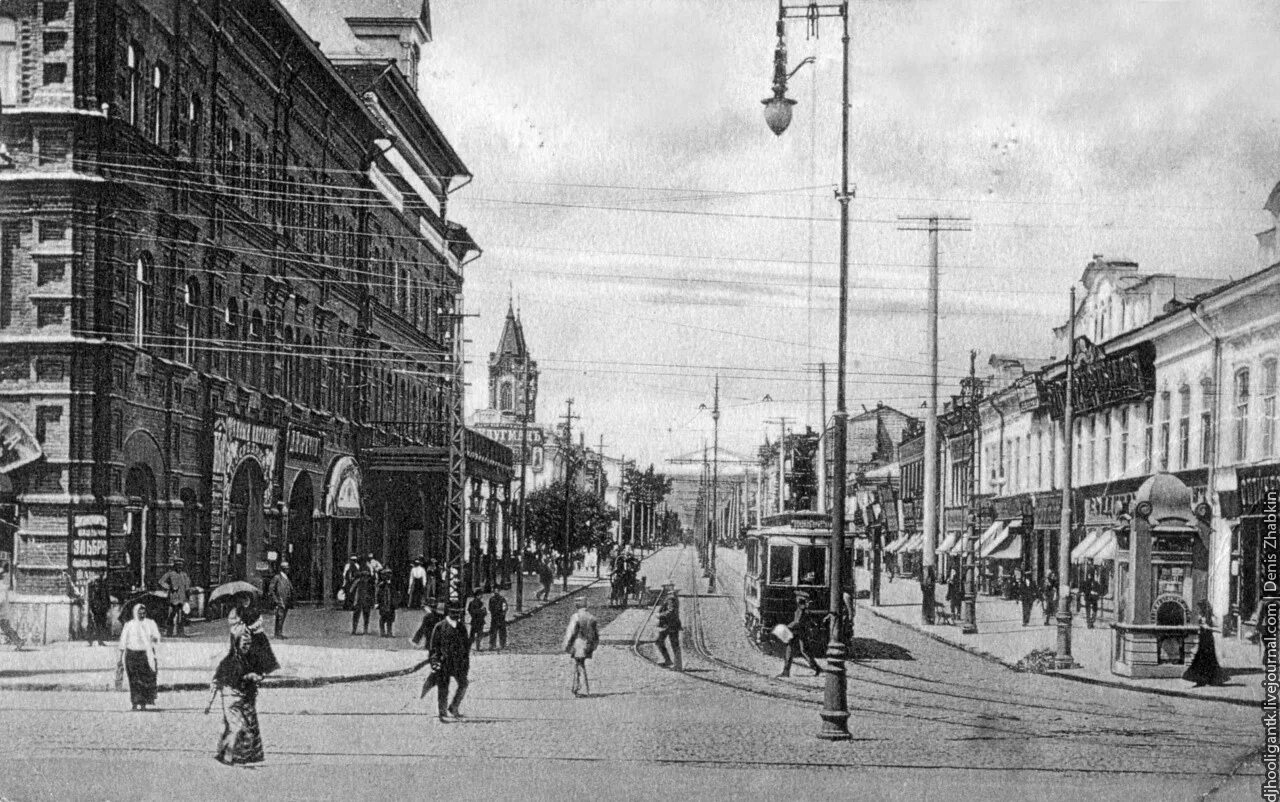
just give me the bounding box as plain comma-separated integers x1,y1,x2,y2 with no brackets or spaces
487,589,509,651
424,605,470,721
412,601,445,650
654,584,682,671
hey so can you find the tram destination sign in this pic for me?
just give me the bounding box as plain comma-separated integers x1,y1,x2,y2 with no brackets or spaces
1041,340,1155,420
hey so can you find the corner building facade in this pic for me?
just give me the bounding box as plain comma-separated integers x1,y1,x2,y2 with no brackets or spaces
0,0,491,641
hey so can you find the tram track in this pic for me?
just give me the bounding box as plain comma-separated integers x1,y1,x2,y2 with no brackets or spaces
633,547,1245,752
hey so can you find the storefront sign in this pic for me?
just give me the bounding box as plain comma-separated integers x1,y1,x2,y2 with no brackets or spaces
71,514,109,573
1016,381,1043,412
1238,463,1280,517
1042,340,1155,420
992,495,1030,521
287,427,324,463
944,507,968,532
211,416,280,582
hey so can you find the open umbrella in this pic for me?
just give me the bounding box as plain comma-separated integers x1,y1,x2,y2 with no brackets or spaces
118,590,169,623
207,580,260,607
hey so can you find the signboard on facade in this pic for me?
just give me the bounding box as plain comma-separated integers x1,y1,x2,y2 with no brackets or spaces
1238,463,1280,517
287,427,324,463
1041,340,1156,420
71,514,109,580
325,456,363,519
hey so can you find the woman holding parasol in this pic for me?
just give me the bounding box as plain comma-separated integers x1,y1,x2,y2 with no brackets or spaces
204,582,278,766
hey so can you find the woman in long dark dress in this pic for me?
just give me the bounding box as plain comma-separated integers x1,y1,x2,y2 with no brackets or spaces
117,603,160,710
1184,601,1230,688
207,596,277,765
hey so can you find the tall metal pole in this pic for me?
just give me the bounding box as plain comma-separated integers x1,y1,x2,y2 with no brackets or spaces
560,399,576,592
818,361,828,513
1056,287,1077,667
819,1,852,741
962,349,980,634
921,216,940,625
710,375,720,593
515,357,531,612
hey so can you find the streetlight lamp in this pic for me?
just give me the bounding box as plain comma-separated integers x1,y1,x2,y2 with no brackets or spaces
761,0,852,742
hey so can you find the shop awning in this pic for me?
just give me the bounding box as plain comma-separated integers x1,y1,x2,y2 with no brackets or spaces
946,534,969,556
900,534,925,553
985,531,1023,561
884,536,907,554
937,532,960,555
1070,529,1101,564
1083,529,1118,562
977,520,1006,552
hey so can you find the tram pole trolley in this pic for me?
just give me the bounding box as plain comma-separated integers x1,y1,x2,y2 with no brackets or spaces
741,511,851,655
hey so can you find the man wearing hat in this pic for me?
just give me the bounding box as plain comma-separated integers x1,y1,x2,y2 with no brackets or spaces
376,568,399,637
268,562,295,638
654,584,682,671
779,592,822,677
158,558,191,637
412,600,446,651
424,603,470,721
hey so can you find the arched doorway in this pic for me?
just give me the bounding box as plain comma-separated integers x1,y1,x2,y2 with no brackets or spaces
179,488,207,590
228,459,265,584
124,465,156,590
287,472,315,601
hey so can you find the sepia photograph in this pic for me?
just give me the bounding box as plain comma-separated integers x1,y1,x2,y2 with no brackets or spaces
0,0,1276,799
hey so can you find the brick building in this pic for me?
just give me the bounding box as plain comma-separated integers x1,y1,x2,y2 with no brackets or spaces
0,0,508,642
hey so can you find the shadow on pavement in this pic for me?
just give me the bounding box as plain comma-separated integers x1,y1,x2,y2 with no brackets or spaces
848,637,914,661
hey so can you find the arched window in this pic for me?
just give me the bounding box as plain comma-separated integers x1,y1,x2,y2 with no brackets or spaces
1233,368,1250,462
225,297,240,378
499,381,513,411
126,43,141,126
1158,390,1172,471
249,310,264,388
282,327,294,398
0,17,17,107
134,253,154,346
300,334,313,408
183,278,200,365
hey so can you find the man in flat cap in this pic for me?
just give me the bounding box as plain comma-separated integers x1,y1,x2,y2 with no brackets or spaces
654,583,682,671
779,592,822,677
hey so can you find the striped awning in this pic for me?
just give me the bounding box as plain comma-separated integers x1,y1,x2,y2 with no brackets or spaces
1083,529,1118,562
900,534,925,553
937,532,960,555
1070,529,1102,563
985,530,1023,561
977,520,1007,554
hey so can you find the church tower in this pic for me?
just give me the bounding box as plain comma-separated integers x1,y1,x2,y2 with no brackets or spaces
488,302,538,423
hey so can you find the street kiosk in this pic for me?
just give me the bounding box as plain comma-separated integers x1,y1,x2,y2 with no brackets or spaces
1111,473,1211,678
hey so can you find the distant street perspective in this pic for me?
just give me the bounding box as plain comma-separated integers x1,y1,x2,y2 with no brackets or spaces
0,0,1278,800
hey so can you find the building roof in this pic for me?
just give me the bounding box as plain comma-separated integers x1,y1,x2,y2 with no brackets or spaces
495,302,528,359
279,0,430,60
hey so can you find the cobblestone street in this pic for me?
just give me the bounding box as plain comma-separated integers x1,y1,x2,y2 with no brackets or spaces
0,547,1263,801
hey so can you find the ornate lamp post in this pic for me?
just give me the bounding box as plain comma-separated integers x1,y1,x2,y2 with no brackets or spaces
762,0,852,741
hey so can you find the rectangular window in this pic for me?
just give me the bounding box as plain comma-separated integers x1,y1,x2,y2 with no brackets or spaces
0,225,13,328
43,2,68,22
38,219,65,241
1201,383,1214,466
36,302,65,327
797,545,826,586
42,32,68,55
1234,370,1250,462
42,62,66,85
34,406,61,443
1102,413,1112,479
36,260,65,285
768,545,794,585
1159,391,1171,471
1144,398,1154,470
37,129,69,165
1178,386,1191,468
1119,407,1129,474
1048,422,1056,489
1087,418,1096,484
1263,361,1277,458
151,63,167,144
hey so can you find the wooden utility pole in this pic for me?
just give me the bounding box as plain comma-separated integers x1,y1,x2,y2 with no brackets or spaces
1056,287,1078,667
560,399,579,591
515,357,531,612
899,214,970,625
962,349,982,634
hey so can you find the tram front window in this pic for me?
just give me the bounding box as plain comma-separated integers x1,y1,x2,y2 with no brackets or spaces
768,545,793,585
798,545,827,586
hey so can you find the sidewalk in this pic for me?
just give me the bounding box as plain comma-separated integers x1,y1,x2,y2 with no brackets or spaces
851,564,1262,708
0,566,605,692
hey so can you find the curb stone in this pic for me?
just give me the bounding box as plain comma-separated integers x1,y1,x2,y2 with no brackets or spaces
0,571,617,694
857,602,1258,710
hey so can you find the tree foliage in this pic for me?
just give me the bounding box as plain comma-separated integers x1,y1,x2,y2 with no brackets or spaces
518,481,616,555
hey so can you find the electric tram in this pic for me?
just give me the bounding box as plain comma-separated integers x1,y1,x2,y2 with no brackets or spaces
742,511,853,649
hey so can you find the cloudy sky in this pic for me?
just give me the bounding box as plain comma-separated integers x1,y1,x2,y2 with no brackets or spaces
417,0,1280,470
